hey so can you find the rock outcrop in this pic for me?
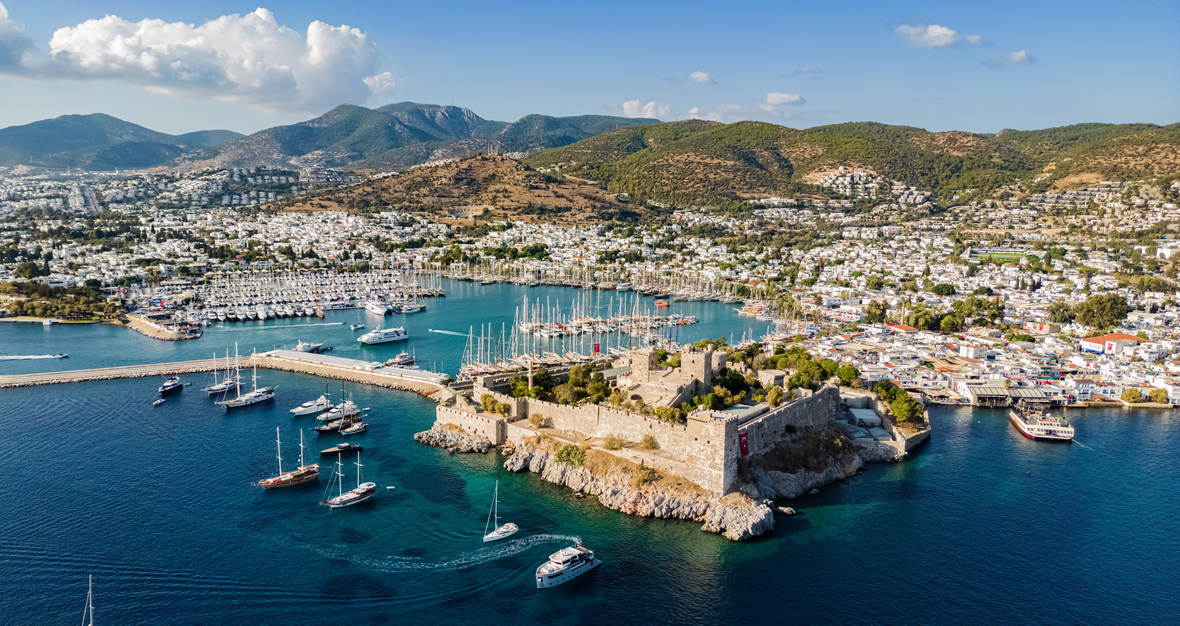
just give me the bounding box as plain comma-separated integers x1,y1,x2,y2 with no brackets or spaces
744,452,865,501
414,428,492,453
504,449,774,541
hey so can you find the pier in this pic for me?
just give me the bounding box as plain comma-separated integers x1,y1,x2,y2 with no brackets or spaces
0,351,453,401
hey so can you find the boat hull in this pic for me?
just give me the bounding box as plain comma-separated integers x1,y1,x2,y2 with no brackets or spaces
483,523,518,543
257,468,320,489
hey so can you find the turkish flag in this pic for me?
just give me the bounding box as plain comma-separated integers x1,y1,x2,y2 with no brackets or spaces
594,343,600,354
738,432,749,456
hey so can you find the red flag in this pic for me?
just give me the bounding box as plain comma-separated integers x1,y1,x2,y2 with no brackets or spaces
738,432,749,456
594,343,600,354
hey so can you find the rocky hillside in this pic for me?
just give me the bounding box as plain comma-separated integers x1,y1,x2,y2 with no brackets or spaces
0,114,242,171
281,154,642,224
524,120,1180,205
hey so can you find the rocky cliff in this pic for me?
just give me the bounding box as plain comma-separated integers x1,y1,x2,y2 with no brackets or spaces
503,449,774,541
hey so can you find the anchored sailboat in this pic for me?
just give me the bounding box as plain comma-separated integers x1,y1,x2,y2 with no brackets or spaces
253,428,319,489
319,452,376,508
482,480,518,542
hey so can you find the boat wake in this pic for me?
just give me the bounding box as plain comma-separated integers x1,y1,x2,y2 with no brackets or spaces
0,354,61,360
216,322,345,331
428,329,467,337
316,534,580,573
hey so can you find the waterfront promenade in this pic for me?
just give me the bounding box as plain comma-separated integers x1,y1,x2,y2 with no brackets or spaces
0,350,452,400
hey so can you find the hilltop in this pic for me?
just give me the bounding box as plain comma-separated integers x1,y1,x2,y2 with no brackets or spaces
0,114,242,171
279,154,641,224
173,103,658,171
524,121,1180,205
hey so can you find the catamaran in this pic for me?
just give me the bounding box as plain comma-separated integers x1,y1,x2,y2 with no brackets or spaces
320,452,376,508
482,480,518,542
253,428,319,489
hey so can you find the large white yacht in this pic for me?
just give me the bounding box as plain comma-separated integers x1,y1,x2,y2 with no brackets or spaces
1009,406,1075,442
365,301,389,315
358,326,408,345
290,394,333,416
535,539,600,588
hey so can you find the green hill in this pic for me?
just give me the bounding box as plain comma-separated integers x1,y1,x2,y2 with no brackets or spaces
0,114,242,170
523,120,1180,205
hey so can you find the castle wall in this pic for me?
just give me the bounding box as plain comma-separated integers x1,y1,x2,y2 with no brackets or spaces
433,405,506,444
737,384,841,458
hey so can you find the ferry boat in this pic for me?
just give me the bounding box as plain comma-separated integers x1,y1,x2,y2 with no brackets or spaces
253,428,319,489
320,452,376,508
158,377,182,394
1009,406,1074,442
536,539,600,588
358,326,409,345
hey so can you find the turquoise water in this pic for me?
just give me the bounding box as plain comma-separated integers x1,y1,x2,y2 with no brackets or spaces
1,282,1177,624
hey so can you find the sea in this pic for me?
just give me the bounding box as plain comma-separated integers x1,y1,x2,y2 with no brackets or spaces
1,280,1177,625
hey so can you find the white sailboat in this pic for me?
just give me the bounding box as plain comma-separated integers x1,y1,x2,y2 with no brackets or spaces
319,451,375,508
482,480,518,542
81,575,94,625
218,346,275,409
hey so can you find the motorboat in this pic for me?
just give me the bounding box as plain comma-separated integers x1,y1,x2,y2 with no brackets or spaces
341,421,367,436
385,351,415,367
536,539,600,588
291,394,333,416
293,340,324,353
153,398,166,406
365,300,389,315
358,326,409,345
321,442,363,457
158,377,182,394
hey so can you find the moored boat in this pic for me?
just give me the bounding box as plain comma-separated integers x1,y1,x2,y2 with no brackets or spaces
321,442,363,457
253,428,319,489
158,377,182,394
291,394,333,416
320,452,376,508
1009,406,1074,442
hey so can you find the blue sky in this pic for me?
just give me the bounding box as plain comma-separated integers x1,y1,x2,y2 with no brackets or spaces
0,0,1176,135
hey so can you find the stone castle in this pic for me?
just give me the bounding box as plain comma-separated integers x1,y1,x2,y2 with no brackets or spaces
433,345,848,495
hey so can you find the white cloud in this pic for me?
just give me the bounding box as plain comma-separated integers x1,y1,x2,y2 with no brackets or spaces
764,92,803,106
0,6,394,112
895,23,982,48
0,2,34,67
690,93,804,123
983,50,1036,69
689,71,715,84
621,99,669,119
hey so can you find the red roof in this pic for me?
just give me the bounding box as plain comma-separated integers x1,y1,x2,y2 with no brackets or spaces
1082,333,1141,344
889,324,918,332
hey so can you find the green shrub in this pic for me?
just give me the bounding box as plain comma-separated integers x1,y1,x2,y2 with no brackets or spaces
1121,389,1142,403
634,464,657,487
604,434,624,450
642,434,657,450
1149,388,1170,404
529,413,544,428
554,444,585,467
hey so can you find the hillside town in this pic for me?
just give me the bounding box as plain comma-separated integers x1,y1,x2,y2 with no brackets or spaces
2,164,1180,406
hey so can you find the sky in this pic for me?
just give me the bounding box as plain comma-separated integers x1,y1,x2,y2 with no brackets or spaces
0,0,1177,136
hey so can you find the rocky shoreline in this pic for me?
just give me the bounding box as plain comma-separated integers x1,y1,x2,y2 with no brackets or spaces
413,428,492,453
502,448,775,541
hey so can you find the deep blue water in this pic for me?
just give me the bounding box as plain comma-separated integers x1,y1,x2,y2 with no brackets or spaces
1,282,1178,625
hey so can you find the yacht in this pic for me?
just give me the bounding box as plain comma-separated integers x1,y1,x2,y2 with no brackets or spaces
218,354,275,410
341,421,367,436
290,394,333,416
293,340,324,353
158,377,182,394
1009,406,1075,442
535,539,600,588
358,326,409,345
365,301,389,315
385,351,415,367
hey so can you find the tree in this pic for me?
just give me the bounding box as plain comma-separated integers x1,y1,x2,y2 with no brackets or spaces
930,283,957,296
1149,388,1170,404
866,275,885,291
1121,389,1142,404
1048,301,1075,324
1074,294,1130,330
891,395,924,422
765,385,785,407
864,300,888,323
835,365,860,386
940,315,962,333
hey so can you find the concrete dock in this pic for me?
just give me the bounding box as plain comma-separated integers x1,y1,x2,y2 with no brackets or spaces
0,351,453,402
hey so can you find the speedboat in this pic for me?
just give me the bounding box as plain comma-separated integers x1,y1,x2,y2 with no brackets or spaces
321,442,363,457
158,377,182,394
153,398,165,406
54,353,68,358
291,394,333,416
536,539,600,588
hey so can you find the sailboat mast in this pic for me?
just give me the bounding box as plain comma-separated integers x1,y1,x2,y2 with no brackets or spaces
275,427,283,474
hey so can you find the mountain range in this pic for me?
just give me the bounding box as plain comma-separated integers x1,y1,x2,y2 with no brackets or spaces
0,113,243,171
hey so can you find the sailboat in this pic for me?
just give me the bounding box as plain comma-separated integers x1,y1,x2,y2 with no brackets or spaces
320,452,376,508
254,428,319,489
217,347,275,409
80,575,95,626
482,480,518,542
202,348,240,396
